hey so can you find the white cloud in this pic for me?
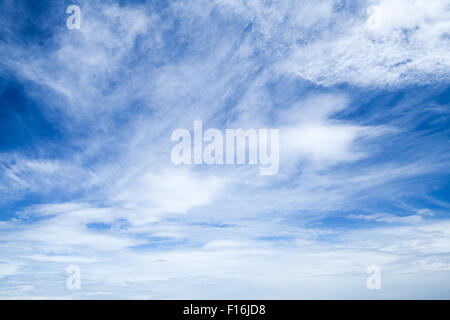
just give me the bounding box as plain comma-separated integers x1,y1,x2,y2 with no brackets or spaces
0,262,19,279
274,93,390,169
0,0,448,299
284,0,450,86
0,156,99,203
21,255,97,263
2,218,450,298
108,168,227,222
349,213,423,224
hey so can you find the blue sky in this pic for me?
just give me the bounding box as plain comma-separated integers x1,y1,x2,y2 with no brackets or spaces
0,0,449,299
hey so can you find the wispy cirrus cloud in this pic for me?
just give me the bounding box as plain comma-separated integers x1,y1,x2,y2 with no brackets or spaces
284,0,450,86
0,0,449,299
